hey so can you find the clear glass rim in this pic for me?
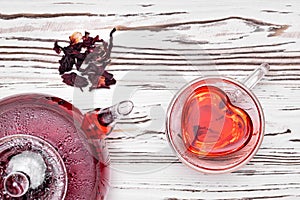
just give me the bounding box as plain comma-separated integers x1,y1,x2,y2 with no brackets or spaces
165,76,265,174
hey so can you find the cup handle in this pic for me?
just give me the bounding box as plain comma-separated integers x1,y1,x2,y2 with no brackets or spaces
232,63,270,101
242,63,270,89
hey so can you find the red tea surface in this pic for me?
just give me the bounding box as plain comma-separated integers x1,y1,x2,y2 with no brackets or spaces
181,86,253,157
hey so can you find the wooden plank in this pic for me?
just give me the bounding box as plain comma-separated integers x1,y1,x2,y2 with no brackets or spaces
1,0,300,199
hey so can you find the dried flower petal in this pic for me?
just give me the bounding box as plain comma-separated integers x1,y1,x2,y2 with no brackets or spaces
53,41,62,54
89,71,116,91
110,28,116,37
105,77,116,86
82,63,105,76
82,32,103,54
59,55,75,74
69,32,83,45
61,72,88,90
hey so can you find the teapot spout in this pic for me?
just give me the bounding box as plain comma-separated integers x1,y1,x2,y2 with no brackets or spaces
101,100,134,123
81,100,134,139
114,100,134,116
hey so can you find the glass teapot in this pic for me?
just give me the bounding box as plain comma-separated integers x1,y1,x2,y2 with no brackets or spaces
0,93,133,199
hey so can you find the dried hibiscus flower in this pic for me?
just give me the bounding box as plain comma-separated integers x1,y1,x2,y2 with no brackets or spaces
53,28,117,91
61,72,88,91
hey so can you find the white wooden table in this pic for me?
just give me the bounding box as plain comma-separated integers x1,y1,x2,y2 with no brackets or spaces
1,1,300,199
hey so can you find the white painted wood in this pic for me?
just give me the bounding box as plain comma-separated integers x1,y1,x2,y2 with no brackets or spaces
1,0,300,199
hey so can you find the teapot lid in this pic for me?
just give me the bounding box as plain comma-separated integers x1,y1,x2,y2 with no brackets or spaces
0,134,67,199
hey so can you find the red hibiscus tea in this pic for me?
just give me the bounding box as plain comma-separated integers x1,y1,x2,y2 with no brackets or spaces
166,77,265,173
181,85,253,157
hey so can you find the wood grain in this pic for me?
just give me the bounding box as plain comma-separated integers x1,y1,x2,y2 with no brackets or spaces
1,1,300,199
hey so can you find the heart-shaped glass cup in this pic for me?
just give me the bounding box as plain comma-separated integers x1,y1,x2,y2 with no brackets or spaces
166,63,269,174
